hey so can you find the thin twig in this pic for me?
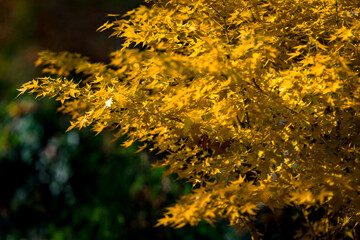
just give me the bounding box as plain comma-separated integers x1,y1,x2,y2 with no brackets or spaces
209,3,231,44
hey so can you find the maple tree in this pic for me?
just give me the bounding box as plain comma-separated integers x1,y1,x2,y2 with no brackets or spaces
18,0,360,238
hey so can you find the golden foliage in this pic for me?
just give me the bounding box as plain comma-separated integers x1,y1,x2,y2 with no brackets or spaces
19,0,360,238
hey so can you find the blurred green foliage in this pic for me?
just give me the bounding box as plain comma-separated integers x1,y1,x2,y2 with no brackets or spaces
0,97,239,239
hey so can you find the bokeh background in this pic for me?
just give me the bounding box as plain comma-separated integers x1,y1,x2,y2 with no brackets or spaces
0,1,302,239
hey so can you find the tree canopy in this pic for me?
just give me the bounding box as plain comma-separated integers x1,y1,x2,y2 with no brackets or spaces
19,0,360,238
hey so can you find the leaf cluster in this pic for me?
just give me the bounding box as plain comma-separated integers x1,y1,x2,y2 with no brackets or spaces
19,0,360,238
